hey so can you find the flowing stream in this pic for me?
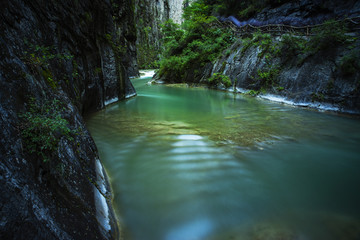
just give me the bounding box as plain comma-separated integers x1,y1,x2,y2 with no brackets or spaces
86,70,360,240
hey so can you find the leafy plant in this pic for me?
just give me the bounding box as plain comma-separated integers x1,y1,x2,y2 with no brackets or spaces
279,34,307,60
158,0,235,82
257,66,280,88
340,50,360,75
308,20,350,52
207,73,232,88
246,89,260,96
22,42,74,89
19,98,75,162
311,92,325,102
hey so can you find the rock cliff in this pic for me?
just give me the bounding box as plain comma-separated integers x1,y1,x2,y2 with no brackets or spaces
135,0,185,68
0,0,136,239
155,0,360,113
210,34,360,113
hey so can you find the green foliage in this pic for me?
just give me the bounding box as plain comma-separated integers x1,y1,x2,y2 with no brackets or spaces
137,44,160,69
279,34,307,60
240,32,281,60
311,92,325,102
238,5,259,19
158,0,235,82
19,98,75,163
239,31,281,88
105,33,127,58
41,68,57,89
94,67,102,75
308,20,351,52
257,66,280,88
196,0,291,19
207,73,232,88
340,50,360,76
22,42,74,89
246,89,260,96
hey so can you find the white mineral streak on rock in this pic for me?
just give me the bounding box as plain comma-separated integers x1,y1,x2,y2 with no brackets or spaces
104,97,118,106
168,0,185,24
94,159,111,232
259,93,341,112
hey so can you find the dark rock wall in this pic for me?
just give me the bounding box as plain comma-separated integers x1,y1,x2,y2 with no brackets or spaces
210,39,360,113
0,0,136,239
112,0,139,77
254,0,360,25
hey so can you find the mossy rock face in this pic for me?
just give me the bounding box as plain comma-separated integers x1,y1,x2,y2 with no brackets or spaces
0,0,139,238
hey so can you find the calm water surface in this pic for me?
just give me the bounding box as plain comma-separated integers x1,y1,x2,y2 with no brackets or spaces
86,71,360,240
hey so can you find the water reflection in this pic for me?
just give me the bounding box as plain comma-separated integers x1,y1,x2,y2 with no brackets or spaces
86,71,360,240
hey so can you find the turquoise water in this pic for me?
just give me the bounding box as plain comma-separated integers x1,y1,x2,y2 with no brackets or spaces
86,71,360,240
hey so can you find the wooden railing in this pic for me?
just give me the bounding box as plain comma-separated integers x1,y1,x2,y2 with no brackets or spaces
210,16,360,37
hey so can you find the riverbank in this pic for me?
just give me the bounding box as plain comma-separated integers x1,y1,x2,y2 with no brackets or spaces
155,1,360,115
150,69,360,115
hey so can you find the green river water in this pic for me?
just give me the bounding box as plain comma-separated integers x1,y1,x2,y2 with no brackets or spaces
86,70,360,240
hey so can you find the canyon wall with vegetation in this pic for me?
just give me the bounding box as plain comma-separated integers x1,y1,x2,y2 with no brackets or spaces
0,0,136,238
135,0,185,69
156,0,360,113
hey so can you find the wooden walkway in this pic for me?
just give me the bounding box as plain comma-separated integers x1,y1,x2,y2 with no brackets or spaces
211,16,360,36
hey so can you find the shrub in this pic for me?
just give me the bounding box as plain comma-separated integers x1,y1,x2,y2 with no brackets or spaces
207,73,232,88
279,34,307,59
308,20,351,52
158,0,235,82
19,98,75,162
311,92,325,102
257,66,280,88
340,50,360,76
246,89,260,96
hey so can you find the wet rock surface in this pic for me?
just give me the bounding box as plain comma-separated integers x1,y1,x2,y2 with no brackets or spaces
0,0,136,239
209,37,360,114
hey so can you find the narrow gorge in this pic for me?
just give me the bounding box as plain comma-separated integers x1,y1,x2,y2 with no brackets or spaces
1,0,360,240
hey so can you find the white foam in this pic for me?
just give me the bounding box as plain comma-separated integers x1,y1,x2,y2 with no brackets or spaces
139,69,156,79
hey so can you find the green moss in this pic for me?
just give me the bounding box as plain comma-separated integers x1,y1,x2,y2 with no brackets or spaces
94,67,102,75
277,86,285,91
40,68,57,89
311,92,325,102
84,12,93,23
22,43,75,90
104,33,126,59
220,61,227,72
246,89,260,96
